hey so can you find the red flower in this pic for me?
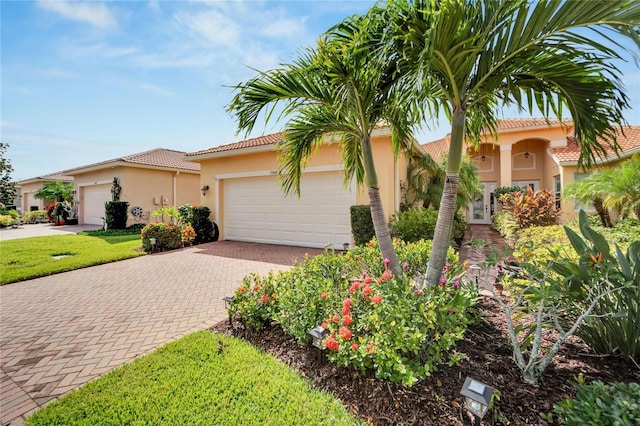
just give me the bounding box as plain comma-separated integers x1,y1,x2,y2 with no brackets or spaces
325,336,339,351
339,327,352,340
364,277,373,285
342,306,351,316
362,285,372,296
332,314,340,324
258,294,270,304
238,287,247,293
351,342,359,351
349,282,360,294
342,314,352,326
320,292,329,299
370,294,383,304
321,321,329,329
253,285,260,292
381,270,392,281
367,342,376,354
416,289,424,296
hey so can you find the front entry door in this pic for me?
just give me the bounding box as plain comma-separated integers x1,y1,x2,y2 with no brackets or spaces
469,182,497,224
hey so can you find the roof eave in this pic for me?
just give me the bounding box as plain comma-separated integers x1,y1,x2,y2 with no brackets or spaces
558,146,640,167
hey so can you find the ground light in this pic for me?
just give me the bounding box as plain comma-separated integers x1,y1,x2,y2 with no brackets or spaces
222,295,235,326
460,376,494,426
309,325,329,362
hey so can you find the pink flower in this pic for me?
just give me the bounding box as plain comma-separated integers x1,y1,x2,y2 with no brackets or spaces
325,336,339,351
384,258,390,267
402,261,409,270
351,342,359,351
320,292,329,299
339,327,352,340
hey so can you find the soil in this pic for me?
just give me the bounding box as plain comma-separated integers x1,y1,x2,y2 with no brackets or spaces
211,296,639,426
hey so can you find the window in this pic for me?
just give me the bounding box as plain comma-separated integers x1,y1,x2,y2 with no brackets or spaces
554,175,561,210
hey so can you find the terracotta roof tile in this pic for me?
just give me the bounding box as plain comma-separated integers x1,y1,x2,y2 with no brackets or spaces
494,117,570,130
421,135,451,161
550,126,640,163
17,171,73,185
186,133,284,157
64,148,200,174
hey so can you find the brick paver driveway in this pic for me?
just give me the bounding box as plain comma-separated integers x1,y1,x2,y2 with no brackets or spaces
0,241,323,425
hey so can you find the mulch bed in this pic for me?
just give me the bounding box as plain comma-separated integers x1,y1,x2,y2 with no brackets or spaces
211,296,639,425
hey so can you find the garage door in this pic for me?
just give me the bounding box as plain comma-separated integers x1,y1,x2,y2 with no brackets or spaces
82,184,112,225
223,172,355,249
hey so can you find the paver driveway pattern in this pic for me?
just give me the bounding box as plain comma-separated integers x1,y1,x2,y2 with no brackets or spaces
0,241,324,425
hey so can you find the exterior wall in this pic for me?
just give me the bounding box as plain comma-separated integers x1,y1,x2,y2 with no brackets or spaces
198,134,407,241
18,182,49,212
72,167,200,226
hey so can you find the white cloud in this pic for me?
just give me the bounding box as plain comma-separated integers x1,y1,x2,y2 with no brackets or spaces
148,0,160,13
37,0,118,29
173,9,240,47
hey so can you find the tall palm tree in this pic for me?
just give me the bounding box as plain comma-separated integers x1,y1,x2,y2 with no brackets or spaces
605,153,640,219
368,0,640,284
227,15,421,273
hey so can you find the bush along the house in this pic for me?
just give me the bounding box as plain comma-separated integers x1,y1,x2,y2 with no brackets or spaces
350,205,375,246
141,222,182,252
105,201,129,230
192,206,215,244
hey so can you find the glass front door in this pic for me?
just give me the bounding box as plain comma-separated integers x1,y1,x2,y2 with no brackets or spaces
469,182,497,224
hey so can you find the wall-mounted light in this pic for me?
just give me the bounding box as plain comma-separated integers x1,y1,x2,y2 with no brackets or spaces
201,185,210,196
524,141,530,159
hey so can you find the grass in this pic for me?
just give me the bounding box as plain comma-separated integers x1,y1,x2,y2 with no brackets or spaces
1,232,144,285
25,331,363,426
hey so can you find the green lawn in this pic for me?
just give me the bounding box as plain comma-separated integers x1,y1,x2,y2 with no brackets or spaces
1,233,144,285
25,331,364,426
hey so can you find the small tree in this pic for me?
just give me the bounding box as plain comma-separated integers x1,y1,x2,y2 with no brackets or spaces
0,143,17,208
501,187,560,229
34,181,73,203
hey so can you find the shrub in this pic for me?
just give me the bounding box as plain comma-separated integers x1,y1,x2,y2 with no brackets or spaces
105,201,129,230
350,205,375,246
177,203,197,225
494,185,525,201
22,210,48,224
231,238,473,386
491,210,519,244
389,208,438,242
452,212,468,244
501,187,560,228
192,206,214,244
0,214,15,227
141,222,182,252
548,377,640,426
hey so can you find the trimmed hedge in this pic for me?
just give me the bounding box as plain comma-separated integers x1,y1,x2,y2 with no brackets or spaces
350,205,374,246
105,201,129,230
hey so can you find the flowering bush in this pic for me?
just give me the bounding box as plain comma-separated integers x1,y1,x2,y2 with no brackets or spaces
230,272,281,330
141,222,182,252
230,238,477,385
320,263,476,386
182,224,196,243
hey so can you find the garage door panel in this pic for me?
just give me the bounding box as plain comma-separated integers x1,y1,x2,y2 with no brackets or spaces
223,172,354,249
83,184,111,225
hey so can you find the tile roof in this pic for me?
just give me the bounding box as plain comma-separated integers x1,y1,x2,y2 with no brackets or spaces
550,126,640,163
16,171,73,185
63,148,200,174
421,135,451,161
186,133,284,157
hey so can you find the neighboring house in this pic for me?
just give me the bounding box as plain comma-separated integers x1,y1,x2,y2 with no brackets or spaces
185,128,424,249
15,172,74,214
61,148,201,226
422,118,640,224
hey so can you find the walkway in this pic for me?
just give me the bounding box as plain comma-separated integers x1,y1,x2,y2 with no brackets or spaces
0,241,323,426
458,224,512,290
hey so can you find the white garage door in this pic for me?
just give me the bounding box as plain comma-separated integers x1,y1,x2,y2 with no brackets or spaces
224,172,355,249
82,184,112,225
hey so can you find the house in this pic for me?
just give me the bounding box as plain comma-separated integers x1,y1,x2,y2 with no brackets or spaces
185,128,424,249
61,148,201,226
15,172,74,214
421,118,640,224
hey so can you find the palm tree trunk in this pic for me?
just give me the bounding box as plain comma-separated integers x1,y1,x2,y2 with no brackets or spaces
426,110,464,285
362,135,402,274
593,198,612,228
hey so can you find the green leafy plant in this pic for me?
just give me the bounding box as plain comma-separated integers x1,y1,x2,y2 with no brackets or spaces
21,210,48,224
551,210,640,364
546,376,640,426
152,206,182,225
389,208,438,243
350,205,375,246
177,203,197,225
192,206,215,244
231,272,281,330
491,210,519,245
500,187,560,229
493,185,525,201
105,201,129,230
141,222,182,252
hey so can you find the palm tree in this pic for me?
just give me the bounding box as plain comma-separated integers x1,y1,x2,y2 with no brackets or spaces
368,0,640,284
34,181,73,203
227,15,421,273
564,171,613,227
605,153,640,219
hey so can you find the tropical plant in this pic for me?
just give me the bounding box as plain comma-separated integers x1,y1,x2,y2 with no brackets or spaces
500,187,561,228
34,180,74,203
405,154,481,213
227,12,422,274
564,169,614,227
0,143,17,208
602,153,640,219
366,0,640,285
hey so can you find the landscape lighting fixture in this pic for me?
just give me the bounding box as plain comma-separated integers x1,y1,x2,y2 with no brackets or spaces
223,295,235,326
460,377,494,426
149,238,156,253
309,325,329,362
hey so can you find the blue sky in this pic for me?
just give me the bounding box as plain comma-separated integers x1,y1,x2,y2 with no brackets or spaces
2,1,639,182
